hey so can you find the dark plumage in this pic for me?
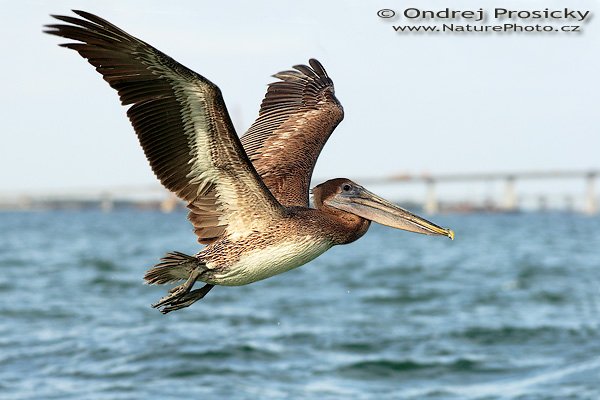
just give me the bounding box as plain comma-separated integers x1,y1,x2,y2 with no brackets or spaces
241,59,344,207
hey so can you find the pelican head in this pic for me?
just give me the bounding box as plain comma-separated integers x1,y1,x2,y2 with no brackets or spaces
313,178,454,239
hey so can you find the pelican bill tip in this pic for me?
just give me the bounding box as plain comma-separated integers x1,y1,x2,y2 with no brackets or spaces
447,229,455,240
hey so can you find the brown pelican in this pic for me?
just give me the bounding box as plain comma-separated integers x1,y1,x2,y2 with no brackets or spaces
45,11,454,313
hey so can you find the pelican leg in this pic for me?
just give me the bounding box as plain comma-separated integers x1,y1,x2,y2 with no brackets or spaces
159,284,215,314
151,267,201,309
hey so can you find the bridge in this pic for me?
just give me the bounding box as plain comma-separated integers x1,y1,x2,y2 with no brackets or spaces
1,169,598,215
0,184,178,213
352,169,599,215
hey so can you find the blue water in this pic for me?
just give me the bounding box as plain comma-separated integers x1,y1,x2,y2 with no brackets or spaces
1,211,599,399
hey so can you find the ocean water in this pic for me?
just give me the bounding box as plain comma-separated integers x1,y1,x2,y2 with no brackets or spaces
0,211,599,399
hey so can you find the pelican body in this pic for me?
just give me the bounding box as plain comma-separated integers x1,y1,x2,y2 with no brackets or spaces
46,11,454,313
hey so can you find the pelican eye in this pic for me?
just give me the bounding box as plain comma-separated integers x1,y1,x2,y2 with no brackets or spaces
342,184,352,192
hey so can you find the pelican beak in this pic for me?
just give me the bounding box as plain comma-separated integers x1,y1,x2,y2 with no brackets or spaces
326,187,454,239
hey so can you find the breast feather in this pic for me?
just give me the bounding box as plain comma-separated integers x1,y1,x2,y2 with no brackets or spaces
211,236,332,286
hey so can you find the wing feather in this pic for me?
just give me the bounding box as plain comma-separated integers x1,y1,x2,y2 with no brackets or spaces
241,59,344,207
46,10,282,243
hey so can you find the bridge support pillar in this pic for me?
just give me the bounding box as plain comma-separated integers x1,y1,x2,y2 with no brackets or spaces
584,173,598,215
160,193,178,213
502,176,518,212
100,192,113,213
424,180,438,214
564,195,574,213
537,195,548,212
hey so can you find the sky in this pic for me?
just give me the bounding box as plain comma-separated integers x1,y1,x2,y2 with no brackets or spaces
1,0,599,204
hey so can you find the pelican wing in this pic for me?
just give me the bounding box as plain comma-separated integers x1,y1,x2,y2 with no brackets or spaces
45,11,283,243
241,59,344,207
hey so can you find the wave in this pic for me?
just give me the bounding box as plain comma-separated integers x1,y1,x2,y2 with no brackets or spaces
453,324,595,345
338,357,487,378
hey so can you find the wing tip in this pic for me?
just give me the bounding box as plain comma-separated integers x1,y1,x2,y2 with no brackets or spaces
270,58,332,87
308,58,328,78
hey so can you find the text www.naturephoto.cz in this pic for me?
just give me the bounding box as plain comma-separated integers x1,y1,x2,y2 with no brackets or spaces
392,23,583,33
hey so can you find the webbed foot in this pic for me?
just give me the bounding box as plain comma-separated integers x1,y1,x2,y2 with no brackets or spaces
159,284,215,314
151,268,201,309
